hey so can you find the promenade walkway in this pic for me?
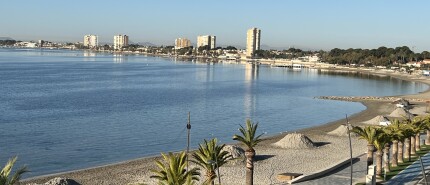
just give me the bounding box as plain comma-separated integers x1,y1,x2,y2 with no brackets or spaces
386,151,430,185
293,151,430,185
294,154,368,185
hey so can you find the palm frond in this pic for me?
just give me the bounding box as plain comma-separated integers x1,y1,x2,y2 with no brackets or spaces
150,152,200,185
233,119,264,149
1,156,28,185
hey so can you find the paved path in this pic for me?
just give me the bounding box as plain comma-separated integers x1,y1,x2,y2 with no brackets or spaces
386,151,430,185
277,143,430,185
294,154,368,185
292,151,430,185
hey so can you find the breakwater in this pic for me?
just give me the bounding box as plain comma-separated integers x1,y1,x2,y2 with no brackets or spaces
317,96,428,102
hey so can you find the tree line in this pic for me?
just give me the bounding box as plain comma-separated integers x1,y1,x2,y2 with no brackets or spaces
0,40,18,46
320,46,430,66
254,48,317,59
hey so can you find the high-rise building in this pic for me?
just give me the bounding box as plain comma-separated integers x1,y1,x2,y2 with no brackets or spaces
175,38,191,49
246,28,261,57
197,35,216,49
113,34,129,50
84,35,98,48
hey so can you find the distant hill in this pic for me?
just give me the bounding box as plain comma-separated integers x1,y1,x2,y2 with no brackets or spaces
0,37,14,41
260,44,317,51
217,44,245,50
137,42,157,47
261,44,286,50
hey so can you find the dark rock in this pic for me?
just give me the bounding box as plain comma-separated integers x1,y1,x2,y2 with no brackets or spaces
28,177,81,185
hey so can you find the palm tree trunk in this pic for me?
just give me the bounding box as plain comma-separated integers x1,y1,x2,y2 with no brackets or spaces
416,133,421,151
426,130,430,145
411,136,416,155
398,141,404,163
405,138,411,162
206,170,216,185
245,149,255,185
384,143,390,173
376,150,383,178
367,144,375,167
391,140,399,167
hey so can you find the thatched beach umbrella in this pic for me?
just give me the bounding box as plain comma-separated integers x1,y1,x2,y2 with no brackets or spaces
363,115,390,126
389,107,414,119
272,133,316,149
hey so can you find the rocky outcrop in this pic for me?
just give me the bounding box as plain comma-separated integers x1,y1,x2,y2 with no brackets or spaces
27,177,81,185
222,145,245,165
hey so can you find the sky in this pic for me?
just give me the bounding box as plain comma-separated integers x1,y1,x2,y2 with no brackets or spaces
1,0,429,51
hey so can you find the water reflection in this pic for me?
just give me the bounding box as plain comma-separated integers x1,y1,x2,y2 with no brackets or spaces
194,63,215,82
113,54,128,63
244,63,259,118
83,51,96,62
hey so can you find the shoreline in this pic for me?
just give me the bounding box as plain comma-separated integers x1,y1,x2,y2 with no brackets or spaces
23,66,430,184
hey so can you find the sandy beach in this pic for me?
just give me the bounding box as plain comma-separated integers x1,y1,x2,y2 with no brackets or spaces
23,68,430,185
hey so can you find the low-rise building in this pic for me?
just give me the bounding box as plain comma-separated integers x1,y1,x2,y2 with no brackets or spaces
406,62,422,68
422,59,430,64
14,42,37,48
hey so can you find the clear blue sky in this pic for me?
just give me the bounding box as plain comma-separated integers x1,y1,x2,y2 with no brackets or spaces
1,0,429,51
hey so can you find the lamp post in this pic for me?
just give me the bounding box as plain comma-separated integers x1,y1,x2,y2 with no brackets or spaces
186,112,191,170
346,114,353,185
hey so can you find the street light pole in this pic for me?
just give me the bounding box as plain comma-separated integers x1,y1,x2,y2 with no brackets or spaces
346,114,353,185
186,112,191,170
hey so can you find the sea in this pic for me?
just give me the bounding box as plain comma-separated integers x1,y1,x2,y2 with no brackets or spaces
0,48,427,178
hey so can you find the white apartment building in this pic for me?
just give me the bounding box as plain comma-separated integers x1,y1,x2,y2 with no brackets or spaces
197,35,216,49
114,35,129,50
83,35,98,48
175,38,191,49
246,28,261,57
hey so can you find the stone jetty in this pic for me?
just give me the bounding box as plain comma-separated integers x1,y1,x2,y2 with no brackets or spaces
317,96,428,102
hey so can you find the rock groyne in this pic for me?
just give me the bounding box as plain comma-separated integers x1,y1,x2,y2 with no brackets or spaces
317,96,428,102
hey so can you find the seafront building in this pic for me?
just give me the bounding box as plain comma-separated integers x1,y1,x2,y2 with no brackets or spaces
246,28,261,57
113,35,129,50
174,38,191,49
197,35,216,49
83,35,98,48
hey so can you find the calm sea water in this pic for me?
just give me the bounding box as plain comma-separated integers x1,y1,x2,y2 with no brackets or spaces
0,48,427,177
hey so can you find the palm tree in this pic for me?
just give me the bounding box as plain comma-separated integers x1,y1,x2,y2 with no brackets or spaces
398,140,405,164
232,119,263,185
401,123,416,162
423,115,430,145
386,120,404,167
405,117,423,156
192,138,231,185
373,127,390,178
351,126,378,167
150,152,200,185
1,156,28,185
412,118,424,152
383,143,391,173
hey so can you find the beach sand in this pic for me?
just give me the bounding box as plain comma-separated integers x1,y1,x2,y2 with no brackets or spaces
23,68,430,185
